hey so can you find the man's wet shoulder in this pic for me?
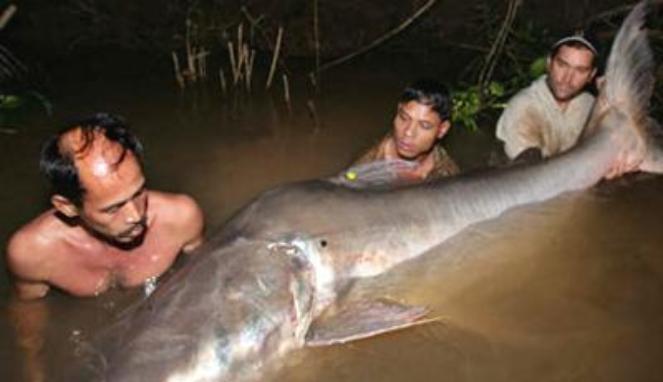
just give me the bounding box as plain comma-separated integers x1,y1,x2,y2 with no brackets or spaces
148,191,204,241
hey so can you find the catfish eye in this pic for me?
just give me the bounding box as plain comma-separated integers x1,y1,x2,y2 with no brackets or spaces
320,240,328,248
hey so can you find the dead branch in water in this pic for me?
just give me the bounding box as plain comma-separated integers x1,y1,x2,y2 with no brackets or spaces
171,51,185,89
227,41,239,83
315,0,438,74
282,73,292,114
219,67,227,96
266,26,284,90
197,49,209,80
244,45,255,91
241,6,291,78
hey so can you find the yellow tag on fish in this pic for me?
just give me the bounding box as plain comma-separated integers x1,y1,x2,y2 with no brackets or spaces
345,171,358,181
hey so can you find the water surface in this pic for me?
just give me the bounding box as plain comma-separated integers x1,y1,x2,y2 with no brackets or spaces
1,55,662,381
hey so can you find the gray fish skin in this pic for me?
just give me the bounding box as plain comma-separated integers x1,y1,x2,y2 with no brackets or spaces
95,238,319,382
88,2,659,381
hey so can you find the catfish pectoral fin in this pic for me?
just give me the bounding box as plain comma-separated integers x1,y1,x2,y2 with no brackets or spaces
304,299,430,347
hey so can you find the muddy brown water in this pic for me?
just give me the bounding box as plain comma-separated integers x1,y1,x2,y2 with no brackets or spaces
1,57,663,381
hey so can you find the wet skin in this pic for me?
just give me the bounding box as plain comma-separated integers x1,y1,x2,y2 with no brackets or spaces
6,130,204,299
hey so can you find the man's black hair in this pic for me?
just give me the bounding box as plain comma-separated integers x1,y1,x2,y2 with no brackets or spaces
399,79,452,121
39,113,144,206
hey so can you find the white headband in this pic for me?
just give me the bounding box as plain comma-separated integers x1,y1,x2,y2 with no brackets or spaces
551,35,598,56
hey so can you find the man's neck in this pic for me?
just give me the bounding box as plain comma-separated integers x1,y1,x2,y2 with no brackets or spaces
555,99,571,112
410,148,436,165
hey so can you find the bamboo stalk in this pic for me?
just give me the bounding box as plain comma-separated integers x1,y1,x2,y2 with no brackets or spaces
266,26,284,89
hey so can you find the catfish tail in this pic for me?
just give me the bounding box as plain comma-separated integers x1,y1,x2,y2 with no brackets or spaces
600,0,655,129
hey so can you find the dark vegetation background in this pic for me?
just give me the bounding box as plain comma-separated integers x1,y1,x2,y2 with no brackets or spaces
0,0,660,130
5,0,632,58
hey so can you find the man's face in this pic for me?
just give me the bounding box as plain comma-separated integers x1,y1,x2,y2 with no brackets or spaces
392,100,450,160
75,141,149,244
547,45,597,104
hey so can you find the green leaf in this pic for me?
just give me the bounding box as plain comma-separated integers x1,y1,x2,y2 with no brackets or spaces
488,81,505,97
529,57,547,78
0,94,25,110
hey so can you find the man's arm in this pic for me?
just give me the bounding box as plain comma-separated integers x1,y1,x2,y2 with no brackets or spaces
512,147,544,165
8,235,51,377
496,94,545,160
6,232,52,300
8,295,48,382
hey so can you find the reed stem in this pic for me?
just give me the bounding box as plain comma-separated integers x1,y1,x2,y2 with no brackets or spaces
171,51,185,89
245,47,256,91
282,73,292,114
266,26,284,89
219,67,227,96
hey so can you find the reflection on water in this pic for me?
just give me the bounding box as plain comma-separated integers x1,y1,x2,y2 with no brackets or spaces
1,60,662,381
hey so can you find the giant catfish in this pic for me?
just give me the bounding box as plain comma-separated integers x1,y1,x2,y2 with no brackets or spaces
79,2,661,381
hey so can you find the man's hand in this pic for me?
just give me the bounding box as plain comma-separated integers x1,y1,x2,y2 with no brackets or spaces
512,147,543,165
604,149,644,179
603,119,647,180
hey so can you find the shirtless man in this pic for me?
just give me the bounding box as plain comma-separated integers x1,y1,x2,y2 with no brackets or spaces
5,113,204,300
352,79,459,182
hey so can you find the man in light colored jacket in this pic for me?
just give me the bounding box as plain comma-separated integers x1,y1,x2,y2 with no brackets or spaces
496,32,598,162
